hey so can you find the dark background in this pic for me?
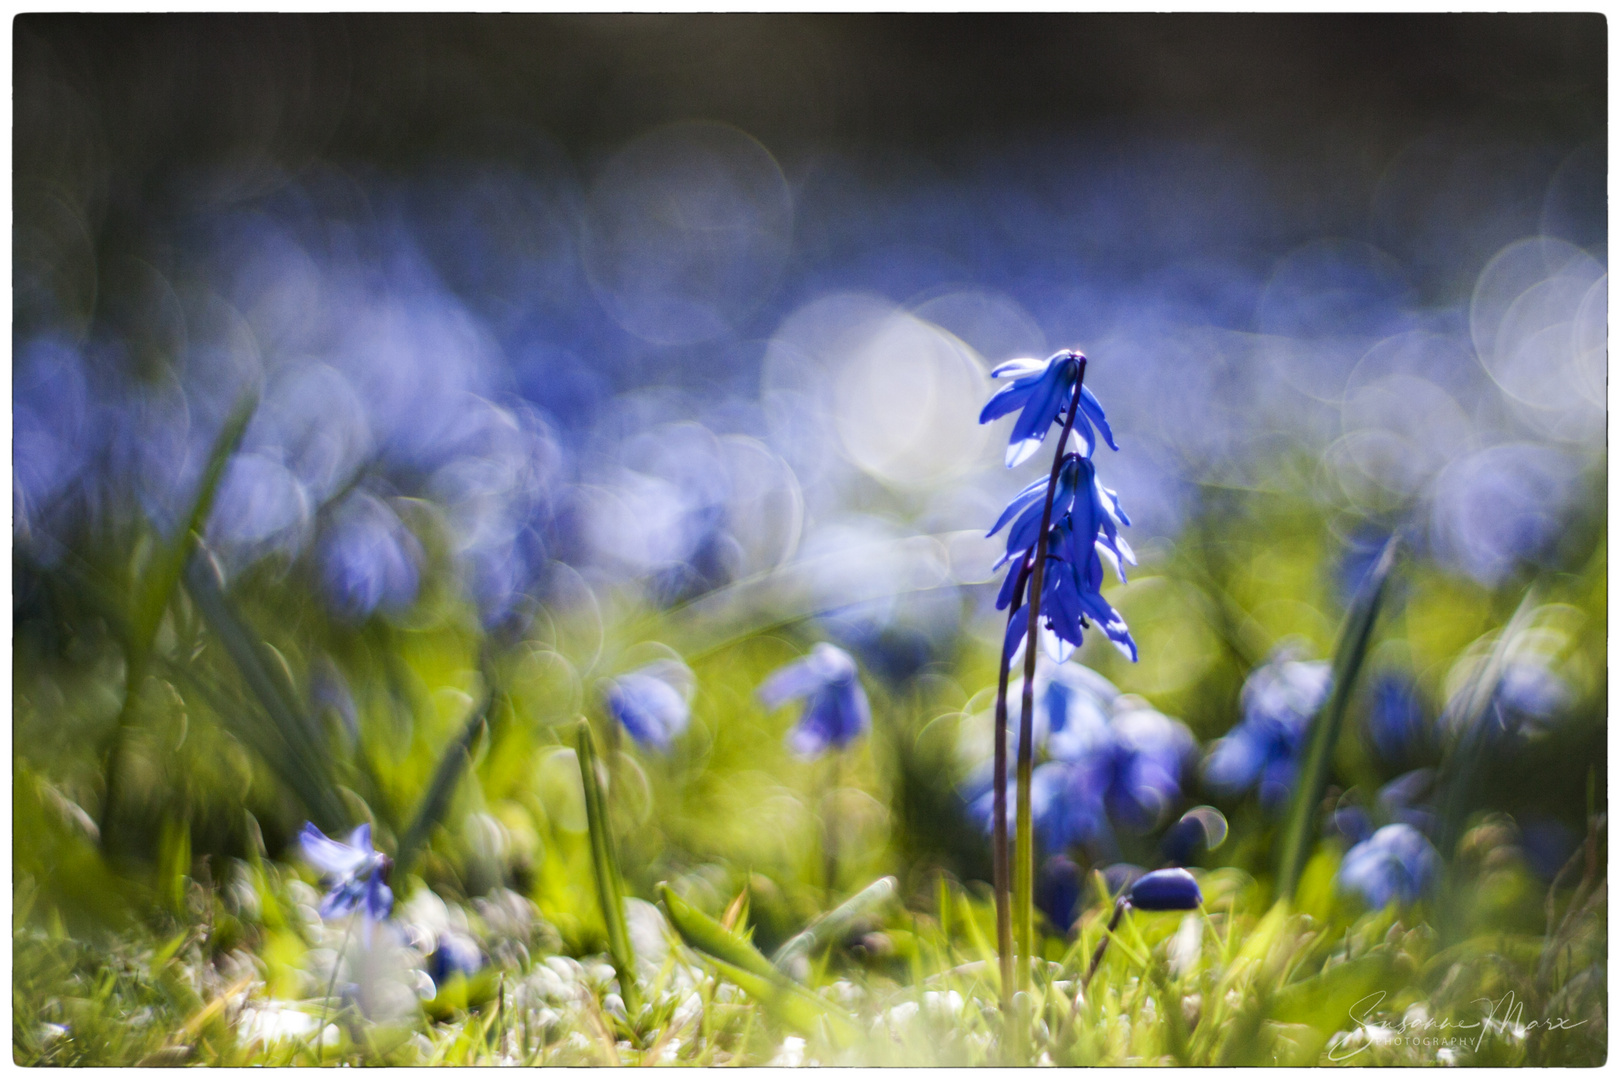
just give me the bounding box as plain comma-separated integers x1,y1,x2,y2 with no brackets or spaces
17,14,1606,175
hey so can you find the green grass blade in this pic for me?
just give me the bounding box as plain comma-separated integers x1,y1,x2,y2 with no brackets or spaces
660,884,859,1045
770,875,897,974
180,555,347,829
1276,535,1398,899
100,392,257,844
395,693,493,873
705,957,861,1047
1433,588,1540,859
577,722,639,1014
658,882,780,983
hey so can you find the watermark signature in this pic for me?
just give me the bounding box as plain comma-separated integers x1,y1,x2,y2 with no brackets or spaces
1326,990,1588,1061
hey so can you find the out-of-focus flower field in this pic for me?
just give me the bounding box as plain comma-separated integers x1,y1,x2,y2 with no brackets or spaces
12,14,1607,1066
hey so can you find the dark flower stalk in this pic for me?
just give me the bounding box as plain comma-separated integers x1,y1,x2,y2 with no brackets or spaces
981,347,1136,1030
1012,361,1086,993
992,557,1032,1008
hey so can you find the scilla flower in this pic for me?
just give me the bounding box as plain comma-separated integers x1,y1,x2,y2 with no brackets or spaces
980,350,1117,467
1336,823,1440,908
298,822,394,925
604,660,694,752
993,456,1138,664
1202,649,1332,809
758,643,871,758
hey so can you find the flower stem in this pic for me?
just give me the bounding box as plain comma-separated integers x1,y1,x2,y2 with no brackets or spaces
1082,897,1128,991
992,560,1032,1015
1015,358,1087,994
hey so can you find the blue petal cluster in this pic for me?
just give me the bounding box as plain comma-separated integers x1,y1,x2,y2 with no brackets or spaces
980,351,1116,468
298,823,394,924
1336,823,1441,908
758,643,871,758
1202,650,1332,809
967,664,1195,856
982,351,1137,665
605,660,694,752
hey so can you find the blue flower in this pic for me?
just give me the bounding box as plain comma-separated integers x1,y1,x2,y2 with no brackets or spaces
1202,650,1331,809
758,644,871,758
1037,854,1083,934
1160,805,1230,866
605,660,694,752
995,458,1138,665
426,931,483,986
1125,867,1202,911
316,492,423,621
1365,673,1429,769
967,666,1195,855
979,350,1115,468
298,822,394,924
1336,823,1440,908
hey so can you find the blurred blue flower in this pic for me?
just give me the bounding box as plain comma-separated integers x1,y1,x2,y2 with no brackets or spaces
1364,672,1433,770
1494,658,1574,735
1517,817,1581,881
1037,854,1082,934
967,667,1195,855
1160,805,1230,866
1054,705,1198,836
298,822,394,925
1337,823,1440,908
1329,805,1374,847
316,492,423,621
1202,650,1332,809
605,660,694,752
426,931,483,986
758,643,871,758
1125,867,1202,911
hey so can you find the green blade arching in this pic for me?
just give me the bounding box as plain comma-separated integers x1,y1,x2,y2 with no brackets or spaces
577,722,639,1014
1276,535,1399,900
395,693,494,873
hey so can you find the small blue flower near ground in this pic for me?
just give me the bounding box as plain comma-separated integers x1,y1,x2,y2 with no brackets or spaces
758,643,871,758
1203,649,1331,809
1337,823,1440,908
426,931,483,986
604,660,694,752
1125,867,1203,911
298,822,394,924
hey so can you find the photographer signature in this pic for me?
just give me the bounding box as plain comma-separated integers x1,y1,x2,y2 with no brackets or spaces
1327,990,1588,1061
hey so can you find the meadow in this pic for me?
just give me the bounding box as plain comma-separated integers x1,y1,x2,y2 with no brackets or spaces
12,14,1608,1067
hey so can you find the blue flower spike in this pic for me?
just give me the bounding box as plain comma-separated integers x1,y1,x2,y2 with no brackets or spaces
758,643,871,758
605,659,694,752
298,822,394,928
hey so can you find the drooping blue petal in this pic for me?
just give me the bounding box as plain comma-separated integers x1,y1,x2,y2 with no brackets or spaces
1079,386,1119,452
979,379,1038,424
986,475,1051,539
299,822,372,878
